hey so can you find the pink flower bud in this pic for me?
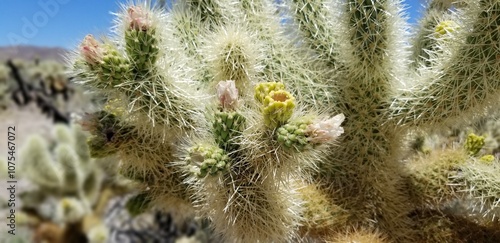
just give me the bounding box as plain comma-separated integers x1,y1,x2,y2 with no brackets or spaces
306,114,345,144
217,80,239,110
80,35,103,65
127,6,151,31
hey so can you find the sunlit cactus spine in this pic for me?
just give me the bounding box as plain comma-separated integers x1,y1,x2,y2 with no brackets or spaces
68,0,500,242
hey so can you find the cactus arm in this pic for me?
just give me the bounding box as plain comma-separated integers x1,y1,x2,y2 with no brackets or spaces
315,1,416,241
237,0,336,109
451,161,500,221
168,0,230,84
289,0,340,66
185,0,225,24
20,136,63,189
409,149,500,222
73,8,202,133
203,25,262,97
409,0,454,68
391,1,500,128
84,111,192,212
56,144,82,193
325,0,410,118
72,125,91,164
169,5,204,68
81,168,103,205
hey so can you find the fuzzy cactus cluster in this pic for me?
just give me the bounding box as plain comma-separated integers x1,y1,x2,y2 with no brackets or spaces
19,124,102,218
69,0,500,242
15,124,127,243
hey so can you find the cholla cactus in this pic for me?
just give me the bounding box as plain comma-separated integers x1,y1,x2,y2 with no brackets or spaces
19,124,104,211
69,0,500,242
0,63,11,108
17,124,125,243
0,63,9,81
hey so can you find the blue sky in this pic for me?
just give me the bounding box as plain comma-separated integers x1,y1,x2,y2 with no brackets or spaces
0,0,426,49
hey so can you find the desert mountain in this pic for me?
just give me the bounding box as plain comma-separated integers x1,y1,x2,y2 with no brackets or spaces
0,45,68,63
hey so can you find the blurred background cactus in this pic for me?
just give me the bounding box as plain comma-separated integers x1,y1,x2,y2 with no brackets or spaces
16,124,119,242
7,122,207,243
0,58,89,123
0,63,11,109
65,0,500,242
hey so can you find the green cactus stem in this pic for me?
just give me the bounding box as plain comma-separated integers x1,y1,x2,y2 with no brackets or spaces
213,111,246,151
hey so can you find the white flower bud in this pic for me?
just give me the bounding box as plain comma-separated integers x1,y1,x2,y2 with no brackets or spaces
217,80,239,110
306,114,345,144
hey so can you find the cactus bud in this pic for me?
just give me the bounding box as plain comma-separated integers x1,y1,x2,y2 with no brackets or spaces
125,6,159,76
305,114,345,144
127,6,151,31
217,80,239,110
79,35,129,87
262,90,296,128
255,82,286,104
464,133,485,156
100,45,130,85
80,35,103,66
434,20,458,38
479,154,495,165
213,111,246,151
187,145,230,178
276,119,313,151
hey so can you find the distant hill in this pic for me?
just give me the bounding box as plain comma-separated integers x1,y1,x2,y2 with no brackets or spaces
0,45,69,63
